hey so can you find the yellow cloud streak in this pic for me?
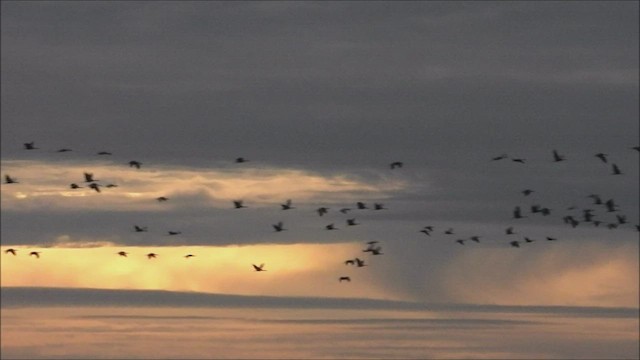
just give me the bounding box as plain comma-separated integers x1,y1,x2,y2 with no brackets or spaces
1,160,407,212
0,243,397,300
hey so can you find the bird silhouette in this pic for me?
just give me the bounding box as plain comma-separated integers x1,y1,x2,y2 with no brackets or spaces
5,249,17,255
168,231,182,235
146,253,157,259
272,222,286,232
587,194,603,205
505,227,516,235
83,172,97,182
253,263,266,271
546,236,557,241
444,228,454,235
134,225,148,232
339,208,351,214
117,251,128,257
607,223,619,230
595,153,608,163
511,158,526,164
156,196,169,202
524,237,535,243
97,151,112,155
23,142,38,150
531,204,541,213
513,206,526,219
4,175,18,184
346,218,359,226
345,259,355,266
355,258,366,267
325,223,338,230
509,241,520,248
419,229,431,236
373,203,386,210
522,189,535,196
317,207,329,216
456,239,465,245
611,164,622,175
371,246,384,255
129,161,142,169
281,199,294,210
604,199,617,212
356,202,368,210
56,148,72,153
491,154,508,161
632,146,640,152
469,236,481,243
29,251,41,258
184,254,195,259
540,207,551,216
552,150,565,162
235,157,249,163
339,276,351,282
582,209,595,222
88,183,101,193
616,214,627,225
233,200,247,209
69,183,82,189
390,161,403,169
105,184,118,188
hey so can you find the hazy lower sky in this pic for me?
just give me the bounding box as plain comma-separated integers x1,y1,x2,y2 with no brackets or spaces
1,1,638,359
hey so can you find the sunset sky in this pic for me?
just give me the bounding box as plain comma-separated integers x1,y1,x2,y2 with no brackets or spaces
1,1,638,359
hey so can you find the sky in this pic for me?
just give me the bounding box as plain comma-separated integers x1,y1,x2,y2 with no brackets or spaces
1,1,639,359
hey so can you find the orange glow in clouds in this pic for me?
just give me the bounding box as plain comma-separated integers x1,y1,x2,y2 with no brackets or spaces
0,243,397,300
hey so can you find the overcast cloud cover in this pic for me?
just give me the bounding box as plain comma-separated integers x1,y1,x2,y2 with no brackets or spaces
1,0,639,347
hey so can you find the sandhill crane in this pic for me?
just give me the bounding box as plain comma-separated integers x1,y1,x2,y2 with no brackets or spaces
147,253,157,259
616,214,627,225
510,241,520,248
29,251,41,258
233,200,247,209
605,199,617,212
491,154,508,161
546,236,557,241
56,148,72,153
355,258,366,267
156,196,169,202
83,172,97,182
524,237,535,243
339,208,351,214
168,231,182,235
23,142,37,150
70,183,82,189
105,184,119,188
511,158,526,164
317,207,329,216
97,151,112,155
371,246,384,255
444,228,454,235
552,150,565,162
117,251,128,257
587,194,602,205
88,183,101,193
346,218,359,226
272,222,286,232
595,153,608,163
5,249,17,255
513,206,526,219
373,203,386,210
325,223,338,230
4,175,18,184
134,225,148,232
469,236,481,243
611,164,622,175
184,254,195,259
235,157,249,163
253,263,266,272
345,259,355,265
129,161,142,169
505,227,516,235
390,161,403,169
456,239,465,245
339,276,351,282
356,202,367,210
281,199,294,210
522,189,534,196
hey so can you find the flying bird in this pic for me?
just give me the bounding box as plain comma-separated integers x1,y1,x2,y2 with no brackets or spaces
511,158,526,164
373,203,386,210
509,241,520,248
233,200,247,209
371,246,384,255
390,161,404,169
611,164,622,175
355,258,366,267
552,150,565,162
23,142,37,150
595,153,608,163
469,236,481,243
252,263,266,272
168,231,182,235
444,228,454,235
83,172,97,182
69,183,82,189
317,207,329,216
117,251,128,257
456,239,465,245
607,223,619,230
105,184,118,188
29,251,41,258
339,276,351,282
272,222,286,232
513,206,526,219
356,202,368,210
546,236,557,241
88,183,101,193
281,199,294,210
505,227,516,235
419,229,431,236
235,157,249,163
184,254,195,259
134,225,148,232
325,223,338,230
604,199,617,212
4,175,18,184
97,151,112,155
540,208,551,216
524,237,535,243
129,161,142,169
587,194,602,205
521,189,534,196
616,214,627,225
346,218,359,226
491,154,508,161
146,253,157,259
5,248,17,255
339,208,351,214
345,259,355,266
632,146,640,152
157,196,169,202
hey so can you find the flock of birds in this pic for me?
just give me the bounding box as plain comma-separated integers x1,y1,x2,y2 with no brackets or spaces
3,141,640,285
